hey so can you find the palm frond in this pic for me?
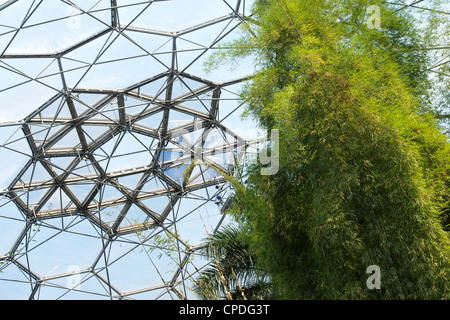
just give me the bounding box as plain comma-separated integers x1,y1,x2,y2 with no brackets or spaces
194,224,271,300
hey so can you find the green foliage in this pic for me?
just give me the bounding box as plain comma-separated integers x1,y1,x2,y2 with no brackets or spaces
213,0,450,299
193,224,271,300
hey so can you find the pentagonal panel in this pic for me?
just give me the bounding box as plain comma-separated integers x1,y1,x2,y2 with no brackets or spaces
14,216,103,278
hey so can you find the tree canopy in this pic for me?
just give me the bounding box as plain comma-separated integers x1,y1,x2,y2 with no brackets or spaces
206,0,450,299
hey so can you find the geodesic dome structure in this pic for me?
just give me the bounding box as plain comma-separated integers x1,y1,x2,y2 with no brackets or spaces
0,0,258,300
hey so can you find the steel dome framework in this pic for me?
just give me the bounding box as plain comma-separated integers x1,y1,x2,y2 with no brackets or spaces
0,0,258,300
